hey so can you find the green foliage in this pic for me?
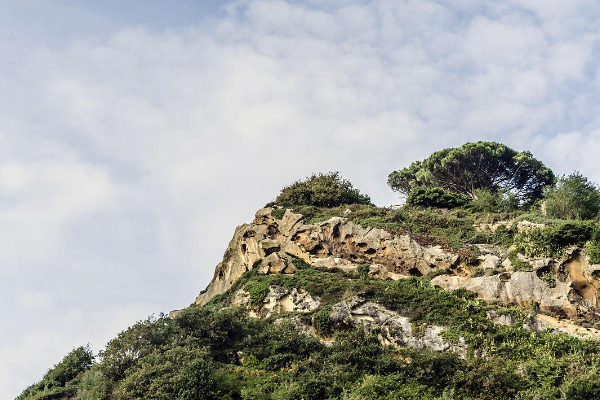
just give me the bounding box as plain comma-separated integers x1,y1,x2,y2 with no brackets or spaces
565,375,600,400
77,369,111,400
514,222,596,259
586,240,600,264
243,280,271,306
356,263,370,279
508,248,532,271
469,189,520,213
388,141,555,203
17,345,94,400
406,187,469,209
19,265,600,400
312,305,333,335
544,172,600,220
271,208,286,219
275,172,372,208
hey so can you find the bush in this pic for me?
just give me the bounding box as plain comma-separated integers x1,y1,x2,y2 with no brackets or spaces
469,189,519,213
275,172,372,208
406,187,468,209
78,369,112,400
544,172,600,220
513,221,595,258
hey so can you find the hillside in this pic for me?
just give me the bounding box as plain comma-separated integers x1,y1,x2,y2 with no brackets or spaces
16,143,600,400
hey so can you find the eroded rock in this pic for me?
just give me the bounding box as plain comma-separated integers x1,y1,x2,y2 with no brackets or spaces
196,207,459,305
330,297,466,355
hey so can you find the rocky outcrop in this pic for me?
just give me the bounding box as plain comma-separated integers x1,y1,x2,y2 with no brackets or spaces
432,249,600,321
193,206,600,339
329,296,466,355
486,310,600,340
233,287,466,355
196,207,459,306
232,285,321,318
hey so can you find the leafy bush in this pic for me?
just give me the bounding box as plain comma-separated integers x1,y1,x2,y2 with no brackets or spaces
544,172,600,220
469,189,520,213
406,187,469,209
16,346,94,400
78,369,112,400
275,172,372,208
513,221,595,258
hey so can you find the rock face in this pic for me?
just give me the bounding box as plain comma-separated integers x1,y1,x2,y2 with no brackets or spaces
196,207,459,306
432,249,600,321
232,285,321,318
329,297,466,355
194,207,600,339
233,287,466,355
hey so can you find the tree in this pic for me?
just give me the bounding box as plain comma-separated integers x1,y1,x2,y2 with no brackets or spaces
388,142,555,204
543,172,600,220
275,172,372,208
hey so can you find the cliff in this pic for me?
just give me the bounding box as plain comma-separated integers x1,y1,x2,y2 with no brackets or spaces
194,207,600,340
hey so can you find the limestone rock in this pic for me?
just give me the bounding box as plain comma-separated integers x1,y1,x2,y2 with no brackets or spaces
232,286,320,318
196,207,459,305
330,297,466,355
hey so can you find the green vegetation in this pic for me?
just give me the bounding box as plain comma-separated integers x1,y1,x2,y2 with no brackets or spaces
275,171,372,208
17,346,94,400
19,266,600,400
513,221,598,259
406,187,468,209
544,172,600,220
18,144,600,400
388,141,555,203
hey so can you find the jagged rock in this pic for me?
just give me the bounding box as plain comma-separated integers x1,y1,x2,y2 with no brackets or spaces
432,272,573,314
478,254,502,270
233,286,320,318
330,297,466,355
196,207,459,305
368,263,406,280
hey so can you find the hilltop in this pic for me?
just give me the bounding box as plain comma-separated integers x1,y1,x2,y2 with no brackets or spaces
16,142,600,400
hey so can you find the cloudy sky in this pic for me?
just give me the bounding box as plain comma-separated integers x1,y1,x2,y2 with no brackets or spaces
3,0,600,397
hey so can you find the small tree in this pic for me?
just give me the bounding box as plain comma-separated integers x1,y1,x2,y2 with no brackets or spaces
544,172,600,220
388,142,555,204
275,172,372,208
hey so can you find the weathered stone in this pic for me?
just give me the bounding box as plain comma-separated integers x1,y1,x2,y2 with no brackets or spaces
196,207,459,305
330,297,466,355
478,254,502,270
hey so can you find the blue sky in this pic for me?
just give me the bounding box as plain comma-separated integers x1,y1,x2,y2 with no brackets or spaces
3,0,600,398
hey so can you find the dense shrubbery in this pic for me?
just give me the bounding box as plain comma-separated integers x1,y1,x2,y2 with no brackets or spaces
275,172,372,208
16,346,94,400
544,172,600,220
513,221,598,259
19,266,600,400
406,187,468,209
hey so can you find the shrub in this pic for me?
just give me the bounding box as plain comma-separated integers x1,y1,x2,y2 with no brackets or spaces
313,305,333,335
406,187,468,209
275,172,372,208
469,189,519,213
78,369,112,400
513,221,595,258
544,172,600,220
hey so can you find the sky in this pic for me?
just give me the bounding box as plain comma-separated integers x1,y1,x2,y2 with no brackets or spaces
3,0,600,397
